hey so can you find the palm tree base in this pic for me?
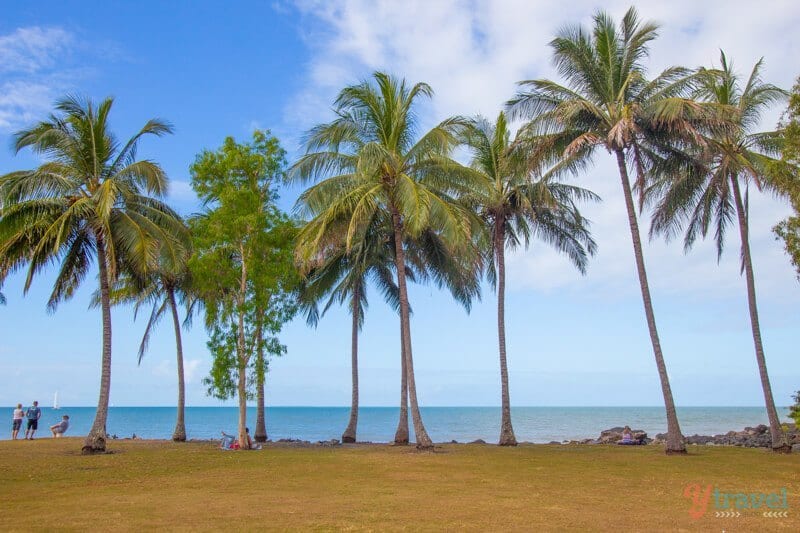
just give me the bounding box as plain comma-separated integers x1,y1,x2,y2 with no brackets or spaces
341,434,356,443
172,427,186,442
254,436,268,443
415,443,435,451
664,447,688,455
394,426,409,445
771,444,792,454
498,438,518,446
81,433,107,455
393,439,409,445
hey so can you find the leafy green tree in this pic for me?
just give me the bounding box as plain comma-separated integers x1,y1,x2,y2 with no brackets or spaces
291,72,480,449
650,52,791,452
507,7,716,453
773,77,800,280
457,112,598,445
190,130,298,447
0,95,181,453
789,391,800,426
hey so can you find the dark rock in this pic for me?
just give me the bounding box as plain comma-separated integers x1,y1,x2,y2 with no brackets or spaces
468,439,486,445
597,427,648,444
548,441,561,445
450,440,458,444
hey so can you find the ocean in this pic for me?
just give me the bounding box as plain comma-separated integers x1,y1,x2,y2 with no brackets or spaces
4,406,792,442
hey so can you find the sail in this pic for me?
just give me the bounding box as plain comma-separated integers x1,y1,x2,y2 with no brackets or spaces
53,391,59,410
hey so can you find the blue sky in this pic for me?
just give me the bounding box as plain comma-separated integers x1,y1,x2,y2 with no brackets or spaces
1,1,799,409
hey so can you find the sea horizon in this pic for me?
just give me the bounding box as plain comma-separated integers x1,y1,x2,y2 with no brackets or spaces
5,405,793,443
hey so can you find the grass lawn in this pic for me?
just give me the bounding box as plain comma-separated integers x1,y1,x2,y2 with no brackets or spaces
0,438,797,531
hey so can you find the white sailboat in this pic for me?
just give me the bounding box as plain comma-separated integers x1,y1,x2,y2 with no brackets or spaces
53,391,59,410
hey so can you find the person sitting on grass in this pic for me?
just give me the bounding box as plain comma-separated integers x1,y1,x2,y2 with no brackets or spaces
220,428,261,450
50,415,70,438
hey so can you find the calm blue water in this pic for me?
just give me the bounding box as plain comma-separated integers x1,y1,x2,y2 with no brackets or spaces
4,406,792,442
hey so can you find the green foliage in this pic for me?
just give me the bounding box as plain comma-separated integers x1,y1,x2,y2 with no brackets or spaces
649,51,787,256
189,130,299,403
291,72,482,311
0,95,182,309
772,77,800,280
455,112,598,282
789,391,800,425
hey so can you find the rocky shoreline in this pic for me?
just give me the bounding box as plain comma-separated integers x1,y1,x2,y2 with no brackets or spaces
552,423,800,451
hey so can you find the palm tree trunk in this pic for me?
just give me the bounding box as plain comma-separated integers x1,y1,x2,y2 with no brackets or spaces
167,287,187,442
83,234,113,454
495,220,517,446
342,284,360,443
254,317,267,443
391,207,433,449
615,149,686,454
394,330,410,444
237,244,250,449
730,177,790,453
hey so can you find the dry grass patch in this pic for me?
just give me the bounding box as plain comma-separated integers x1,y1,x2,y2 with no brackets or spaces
0,438,797,531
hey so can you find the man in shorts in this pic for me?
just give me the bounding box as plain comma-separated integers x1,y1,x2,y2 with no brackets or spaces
25,401,41,440
12,403,24,440
50,415,70,438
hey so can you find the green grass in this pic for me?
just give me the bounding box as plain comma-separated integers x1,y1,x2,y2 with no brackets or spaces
0,439,797,531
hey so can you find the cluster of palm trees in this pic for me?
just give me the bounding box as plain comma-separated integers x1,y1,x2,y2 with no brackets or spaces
0,7,794,454
291,7,793,453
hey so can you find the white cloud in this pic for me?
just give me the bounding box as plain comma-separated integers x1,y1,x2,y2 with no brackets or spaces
0,27,73,74
289,0,800,302
184,359,204,383
0,26,79,133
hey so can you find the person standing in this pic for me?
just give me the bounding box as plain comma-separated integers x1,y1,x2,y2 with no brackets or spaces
24,401,41,440
11,403,24,440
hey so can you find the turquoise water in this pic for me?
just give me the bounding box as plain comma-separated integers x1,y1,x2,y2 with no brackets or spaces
4,406,791,442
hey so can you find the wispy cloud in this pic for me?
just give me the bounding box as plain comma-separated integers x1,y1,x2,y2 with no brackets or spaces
0,27,73,74
0,26,79,133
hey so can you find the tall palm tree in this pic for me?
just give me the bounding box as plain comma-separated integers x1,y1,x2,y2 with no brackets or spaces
103,236,193,442
457,112,598,445
507,7,717,453
650,52,791,452
291,72,479,449
0,95,182,453
298,215,401,443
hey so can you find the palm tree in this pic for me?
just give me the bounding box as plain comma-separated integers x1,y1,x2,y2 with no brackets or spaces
457,112,598,445
506,7,717,453
649,52,791,452
0,95,182,453
291,72,479,449
104,236,193,442
298,215,401,443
